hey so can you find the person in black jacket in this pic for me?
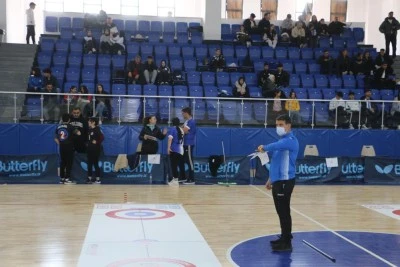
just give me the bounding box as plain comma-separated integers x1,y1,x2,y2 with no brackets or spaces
374,62,396,89
209,48,226,72
139,115,167,154
360,89,381,129
258,12,271,35
86,117,104,184
274,63,290,88
232,77,250,98
379,11,400,58
243,13,258,34
336,49,353,76
55,113,79,184
69,107,88,153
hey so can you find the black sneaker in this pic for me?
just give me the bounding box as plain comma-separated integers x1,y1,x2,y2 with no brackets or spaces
59,179,65,184
183,179,195,185
86,178,92,184
271,241,292,252
270,236,282,245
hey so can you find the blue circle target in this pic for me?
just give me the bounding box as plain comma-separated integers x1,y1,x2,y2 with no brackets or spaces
106,208,175,220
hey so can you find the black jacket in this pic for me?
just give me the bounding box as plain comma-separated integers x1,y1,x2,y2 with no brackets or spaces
69,115,88,153
274,70,290,87
139,125,166,154
379,17,400,35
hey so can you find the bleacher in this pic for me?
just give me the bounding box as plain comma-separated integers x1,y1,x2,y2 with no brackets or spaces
24,14,398,126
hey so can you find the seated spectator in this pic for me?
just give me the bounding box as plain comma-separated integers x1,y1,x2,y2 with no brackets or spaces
390,91,400,129
308,15,319,48
157,60,171,85
94,84,111,121
274,63,290,88
143,56,157,84
243,13,259,34
109,28,125,55
363,51,375,75
258,62,272,87
317,18,330,37
281,14,294,35
345,91,361,129
42,68,59,90
127,55,143,84
360,89,381,129
63,85,80,106
99,28,111,54
328,16,347,35
285,91,301,125
78,85,92,118
236,25,251,46
318,50,334,75
258,12,271,35
83,29,97,54
329,91,349,127
375,49,394,69
232,77,250,98
209,48,226,72
374,62,396,89
291,22,307,48
263,24,278,48
336,49,353,76
351,53,367,76
104,17,117,34
42,82,60,122
262,74,277,98
27,66,43,92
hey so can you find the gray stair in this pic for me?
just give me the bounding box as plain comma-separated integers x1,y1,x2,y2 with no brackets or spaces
392,57,400,79
0,43,37,122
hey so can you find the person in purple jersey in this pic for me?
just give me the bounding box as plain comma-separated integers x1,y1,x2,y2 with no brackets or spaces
181,107,196,184
167,117,185,186
257,114,299,252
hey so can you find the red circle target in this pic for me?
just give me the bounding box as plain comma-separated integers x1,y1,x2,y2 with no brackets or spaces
105,208,175,220
392,209,400,216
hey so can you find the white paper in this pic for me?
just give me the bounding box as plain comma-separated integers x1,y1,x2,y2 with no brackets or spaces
248,152,269,165
148,154,161,164
326,157,338,168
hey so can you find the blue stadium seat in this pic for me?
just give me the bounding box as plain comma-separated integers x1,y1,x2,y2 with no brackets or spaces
356,75,365,88
112,19,124,31
184,59,197,72
201,72,215,86
168,44,181,57
65,67,80,83
235,46,248,61
112,55,126,69
70,40,83,53
45,16,58,32
289,75,301,87
342,28,353,40
204,86,219,97
329,76,342,88
222,45,234,58
322,88,336,99
176,22,188,33
253,102,267,121
307,88,322,99
262,46,274,59
164,21,175,34
158,85,173,96
60,28,73,39
138,20,150,35
112,84,127,95
301,74,315,88
241,101,253,121
59,17,71,30
253,60,265,72
174,85,188,96
288,48,301,60
177,33,188,44
230,72,242,86
333,38,345,49
97,68,111,84
125,20,137,33
189,85,204,97
81,67,95,83
154,45,168,61
275,47,288,60
299,102,312,124
74,30,85,39
337,88,350,99
231,24,241,35
191,34,203,45
295,62,308,74
187,72,201,86
127,42,140,56
346,39,357,49
249,46,261,61
314,103,331,124
140,43,153,57
55,39,69,53
143,84,158,95
195,45,208,59
314,74,328,88
216,72,230,87
182,46,194,57
380,89,394,100
68,54,81,67
353,28,364,42
148,32,161,43
221,24,232,40
40,39,55,52
127,84,142,95
293,88,308,99
162,33,175,44
319,37,330,48
343,75,356,89
169,57,183,71
37,52,52,69
72,17,84,30
301,48,314,60
308,62,320,74
82,54,96,67
221,100,239,122
244,73,257,86
53,52,68,67
249,86,262,98
98,55,112,68
193,101,206,120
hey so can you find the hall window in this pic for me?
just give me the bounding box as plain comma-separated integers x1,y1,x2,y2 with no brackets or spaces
330,0,347,22
295,0,313,22
226,0,243,19
261,0,278,21
121,0,139,16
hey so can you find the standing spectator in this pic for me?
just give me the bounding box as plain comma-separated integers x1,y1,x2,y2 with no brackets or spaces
291,22,307,48
363,51,375,75
99,29,111,54
258,12,271,35
258,62,272,87
345,91,361,129
83,29,97,54
360,89,381,129
317,18,330,37
243,13,258,34
374,62,396,89
351,53,367,76
26,2,36,44
182,107,196,185
329,91,349,126
390,91,400,129
375,49,394,69
209,48,226,72
109,28,125,55
42,68,59,90
157,60,171,85
42,82,60,122
233,77,250,98
281,14,294,35
54,113,78,184
143,56,158,84
69,107,88,153
104,17,117,34
86,117,104,184
275,63,290,88
127,55,143,84
379,11,400,58
318,50,334,75
308,15,319,48
27,66,42,92
94,84,111,121
328,16,347,35
336,49,353,76
139,115,167,154
263,24,278,49
167,117,185,186
285,91,301,125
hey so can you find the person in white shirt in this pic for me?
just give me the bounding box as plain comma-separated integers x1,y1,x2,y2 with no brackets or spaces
345,92,361,129
26,2,36,44
329,91,349,127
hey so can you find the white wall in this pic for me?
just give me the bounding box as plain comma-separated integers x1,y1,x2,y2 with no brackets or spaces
277,0,295,20
242,0,260,19
203,0,221,40
312,0,330,22
0,0,6,41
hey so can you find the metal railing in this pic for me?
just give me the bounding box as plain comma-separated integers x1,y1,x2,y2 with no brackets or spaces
1,91,397,130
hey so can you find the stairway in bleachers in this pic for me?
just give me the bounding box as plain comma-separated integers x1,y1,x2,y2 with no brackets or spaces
0,43,37,122
392,58,400,83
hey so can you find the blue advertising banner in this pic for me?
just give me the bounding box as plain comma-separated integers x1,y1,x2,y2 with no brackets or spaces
364,157,400,184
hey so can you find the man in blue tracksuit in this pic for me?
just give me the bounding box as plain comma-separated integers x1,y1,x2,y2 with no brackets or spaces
258,114,299,252
182,107,196,184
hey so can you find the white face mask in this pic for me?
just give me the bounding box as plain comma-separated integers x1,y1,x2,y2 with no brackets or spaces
276,126,286,136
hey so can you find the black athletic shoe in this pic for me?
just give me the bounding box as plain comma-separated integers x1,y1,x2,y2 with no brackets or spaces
183,179,195,185
270,236,282,245
271,241,292,252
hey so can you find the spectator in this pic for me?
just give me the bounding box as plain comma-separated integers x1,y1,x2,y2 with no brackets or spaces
270,90,285,123
99,28,111,54
258,62,272,87
375,49,394,69
263,24,278,48
374,62,396,89
360,89,381,129
104,17,117,34
285,91,301,125
390,91,400,129
379,11,400,58
243,13,258,34
258,12,271,35
351,53,367,76
336,49,353,76
262,74,277,98
236,25,251,46
345,91,361,129
157,60,171,85
275,63,290,88
308,15,319,48
78,85,92,118
42,68,59,90
209,48,226,72
328,16,347,35
143,56,158,84
318,50,334,75
329,91,349,127
127,55,143,84
363,51,375,75
63,85,79,107
317,18,330,37
291,22,307,48
27,66,42,92
83,29,97,54
94,84,111,121
281,14,294,35
26,2,36,44
296,15,307,29
42,82,60,122
109,28,125,55
232,77,250,98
